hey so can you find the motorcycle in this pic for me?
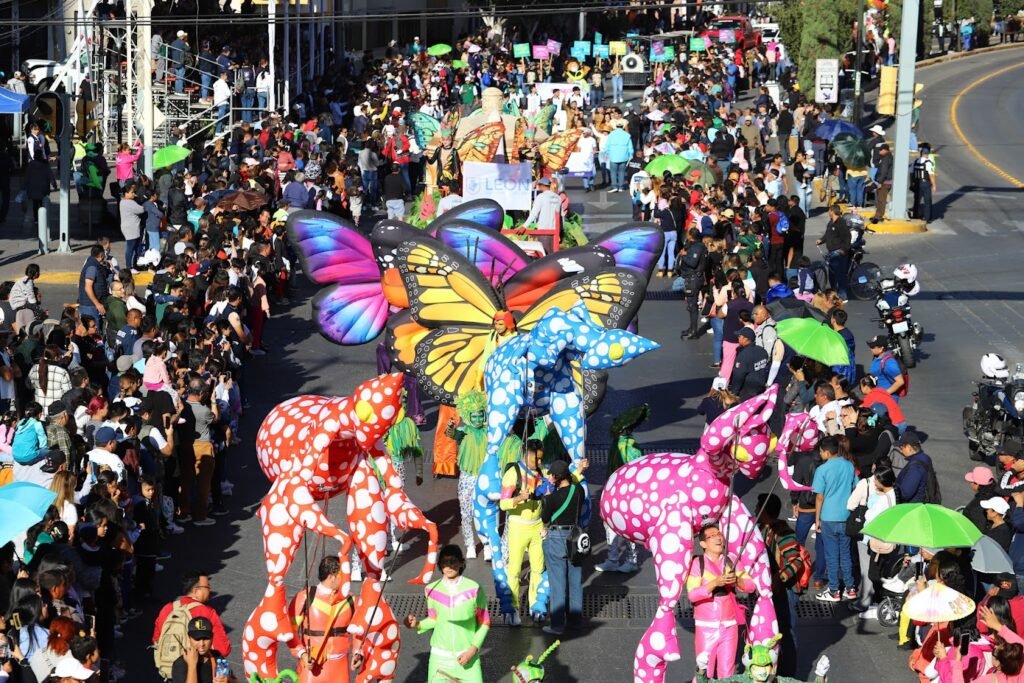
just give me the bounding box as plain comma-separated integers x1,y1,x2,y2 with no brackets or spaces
869,279,924,368
963,364,1024,461
817,213,882,301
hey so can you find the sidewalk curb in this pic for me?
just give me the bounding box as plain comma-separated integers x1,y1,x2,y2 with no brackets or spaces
916,41,1024,69
843,207,929,234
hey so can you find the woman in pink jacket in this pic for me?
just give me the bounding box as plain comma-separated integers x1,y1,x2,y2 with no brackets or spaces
946,605,1024,683
116,140,143,187
686,522,756,678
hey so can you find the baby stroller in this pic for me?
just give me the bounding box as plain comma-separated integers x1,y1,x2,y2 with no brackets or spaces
877,557,916,627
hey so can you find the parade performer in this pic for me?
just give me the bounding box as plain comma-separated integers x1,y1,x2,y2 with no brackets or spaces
404,545,490,683
510,641,561,683
499,438,546,625
695,636,830,683
287,556,362,683
446,390,490,560
596,404,650,574
687,522,757,678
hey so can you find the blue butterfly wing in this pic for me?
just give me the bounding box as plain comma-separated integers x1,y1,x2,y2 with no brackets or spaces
429,198,506,232
593,223,666,282
436,221,530,288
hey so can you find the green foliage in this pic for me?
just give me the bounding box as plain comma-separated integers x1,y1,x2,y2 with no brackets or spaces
796,0,847,92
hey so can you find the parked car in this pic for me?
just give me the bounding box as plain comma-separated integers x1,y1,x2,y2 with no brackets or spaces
703,16,762,51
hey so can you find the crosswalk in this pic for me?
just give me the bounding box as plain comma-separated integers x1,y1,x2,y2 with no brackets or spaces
926,217,1024,237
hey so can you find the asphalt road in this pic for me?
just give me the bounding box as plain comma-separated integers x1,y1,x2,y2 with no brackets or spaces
68,45,1024,682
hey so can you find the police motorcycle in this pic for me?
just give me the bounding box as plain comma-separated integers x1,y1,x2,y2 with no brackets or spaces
964,353,1024,461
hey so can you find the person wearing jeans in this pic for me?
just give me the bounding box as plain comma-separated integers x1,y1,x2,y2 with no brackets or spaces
541,460,585,635
605,120,634,192
812,436,857,601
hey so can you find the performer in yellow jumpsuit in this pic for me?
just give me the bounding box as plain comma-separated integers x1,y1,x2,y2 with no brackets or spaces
499,438,546,625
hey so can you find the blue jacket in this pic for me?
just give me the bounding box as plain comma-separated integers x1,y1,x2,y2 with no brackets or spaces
1009,505,1024,574
765,283,794,304
11,418,47,465
896,451,933,503
605,129,634,164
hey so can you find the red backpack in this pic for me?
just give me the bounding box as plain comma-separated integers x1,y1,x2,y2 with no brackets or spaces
879,352,910,398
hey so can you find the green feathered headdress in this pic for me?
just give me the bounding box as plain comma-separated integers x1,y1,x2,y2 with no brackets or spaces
455,390,488,422
610,404,651,437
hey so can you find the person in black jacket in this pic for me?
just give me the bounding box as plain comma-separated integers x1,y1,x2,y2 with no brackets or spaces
133,474,163,598
676,228,708,340
167,175,189,231
729,327,769,399
776,102,795,164
817,204,852,298
963,466,998,534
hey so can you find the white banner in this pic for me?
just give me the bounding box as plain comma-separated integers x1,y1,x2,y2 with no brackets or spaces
462,162,534,211
815,58,839,104
534,81,590,103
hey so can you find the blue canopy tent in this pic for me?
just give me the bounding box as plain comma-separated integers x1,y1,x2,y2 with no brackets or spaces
0,87,30,114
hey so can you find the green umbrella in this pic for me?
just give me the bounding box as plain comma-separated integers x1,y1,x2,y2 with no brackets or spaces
153,144,191,170
684,160,717,187
831,132,871,170
452,59,468,68
776,317,851,366
645,154,691,177
861,504,982,549
427,43,453,57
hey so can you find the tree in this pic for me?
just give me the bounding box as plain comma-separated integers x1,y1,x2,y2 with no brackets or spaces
795,0,860,91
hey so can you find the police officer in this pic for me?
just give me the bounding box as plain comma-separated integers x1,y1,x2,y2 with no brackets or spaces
677,228,708,340
912,144,937,223
729,327,770,399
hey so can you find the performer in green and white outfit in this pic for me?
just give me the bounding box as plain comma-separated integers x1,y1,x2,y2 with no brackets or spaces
383,399,424,551
596,404,651,574
446,391,488,559
404,545,491,683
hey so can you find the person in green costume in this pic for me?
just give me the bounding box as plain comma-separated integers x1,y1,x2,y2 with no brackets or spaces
445,390,489,560
404,544,490,683
596,404,651,574
695,635,830,683
383,396,424,552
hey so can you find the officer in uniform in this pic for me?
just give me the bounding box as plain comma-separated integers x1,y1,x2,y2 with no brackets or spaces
729,327,770,399
677,228,708,340
288,556,362,683
912,143,937,223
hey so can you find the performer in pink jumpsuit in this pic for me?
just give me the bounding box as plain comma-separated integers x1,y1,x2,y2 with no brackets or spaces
686,523,756,678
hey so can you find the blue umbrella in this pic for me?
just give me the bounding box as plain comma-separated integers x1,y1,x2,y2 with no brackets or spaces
814,119,865,141
0,482,57,547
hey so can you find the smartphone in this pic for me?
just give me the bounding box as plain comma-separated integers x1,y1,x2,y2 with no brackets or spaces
959,634,970,656
215,658,232,677
87,614,96,632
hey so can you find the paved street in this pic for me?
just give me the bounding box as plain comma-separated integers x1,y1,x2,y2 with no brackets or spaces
2,45,1021,683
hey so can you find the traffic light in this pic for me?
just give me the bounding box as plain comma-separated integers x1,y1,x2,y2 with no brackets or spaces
877,65,897,116
75,96,98,139
31,91,65,138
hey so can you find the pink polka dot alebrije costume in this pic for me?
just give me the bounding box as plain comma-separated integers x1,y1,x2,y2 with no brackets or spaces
599,385,820,683
242,373,439,681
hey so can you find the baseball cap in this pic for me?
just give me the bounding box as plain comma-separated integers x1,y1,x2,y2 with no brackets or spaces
187,616,214,640
896,430,921,448
981,497,1010,516
127,298,147,314
537,177,551,186
54,659,96,680
548,460,570,478
964,466,995,486
116,355,135,373
870,403,889,417
1000,438,1023,458
869,125,885,135
866,335,888,348
47,401,66,418
94,426,118,444
737,327,755,341
41,449,66,474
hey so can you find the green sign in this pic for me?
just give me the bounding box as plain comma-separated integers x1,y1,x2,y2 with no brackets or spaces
689,37,707,52
593,44,610,59
513,43,530,59
594,32,603,45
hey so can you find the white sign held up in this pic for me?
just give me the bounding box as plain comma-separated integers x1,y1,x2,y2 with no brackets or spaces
462,162,534,211
815,58,839,104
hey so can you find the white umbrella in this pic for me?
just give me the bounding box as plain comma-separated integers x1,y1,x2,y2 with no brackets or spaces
972,535,1014,575
646,111,665,122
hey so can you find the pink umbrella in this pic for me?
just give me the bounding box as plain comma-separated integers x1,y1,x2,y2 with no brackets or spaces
904,583,976,623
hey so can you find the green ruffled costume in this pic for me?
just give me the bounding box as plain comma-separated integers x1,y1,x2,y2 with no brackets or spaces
384,414,424,480
417,576,491,682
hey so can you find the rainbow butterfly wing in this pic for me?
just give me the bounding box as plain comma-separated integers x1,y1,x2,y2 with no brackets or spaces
593,224,666,283
429,198,506,232
458,121,506,163
436,222,530,289
287,211,385,345
539,129,582,175
371,220,438,307
502,244,615,312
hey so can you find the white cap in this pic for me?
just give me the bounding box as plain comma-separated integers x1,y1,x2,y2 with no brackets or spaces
177,30,187,38
982,497,1010,516
712,377,728,391
127,298,148,314
54,659,95,680
870,125,885,135
137,249,161,267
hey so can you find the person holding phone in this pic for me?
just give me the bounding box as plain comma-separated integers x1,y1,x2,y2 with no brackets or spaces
171,617,236,683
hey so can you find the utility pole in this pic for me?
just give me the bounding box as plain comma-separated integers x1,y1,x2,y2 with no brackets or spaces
889,0,920,220
853,10,865,122
58,90,72,253
283,0,290,112
124,0,134,139
268,0,276,113
139,0,153,177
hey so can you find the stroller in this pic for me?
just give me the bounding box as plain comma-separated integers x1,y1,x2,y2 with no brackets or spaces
877,553,916,627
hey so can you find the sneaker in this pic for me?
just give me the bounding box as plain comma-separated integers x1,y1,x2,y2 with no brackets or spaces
193,518,216,527
250,349,266,356
483,545,492,562
110,664,127,681
508,611,522,626
844,588,859,601
157,550,172,560
618,561,640,573
595,560,624,573
465,545,477,560
542,626,564,636
816,589,841,603
155,563,165,573
379,568,393,582
351,568,363,582
210,505,230,517
168,523,185,535
176,515,193,524
113,627,124,639
859,607,879,620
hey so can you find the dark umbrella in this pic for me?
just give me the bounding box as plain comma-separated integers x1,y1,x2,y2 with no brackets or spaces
217,189,269,212
814,119,865,141
766,297,828,323
831,132,871,170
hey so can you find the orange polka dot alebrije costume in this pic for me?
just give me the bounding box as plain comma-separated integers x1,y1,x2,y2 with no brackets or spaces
242,373,438,681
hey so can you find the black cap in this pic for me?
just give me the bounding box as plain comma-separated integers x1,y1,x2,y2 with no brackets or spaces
40,449,66,474
866,335,889,348
897,430,921,448
1001,437,1023,458
47,401,66,418
187,616,214,639
548,460,571,478
737,327,755,341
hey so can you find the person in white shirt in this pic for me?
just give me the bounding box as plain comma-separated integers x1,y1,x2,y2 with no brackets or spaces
526,87,541,116
576,129,598,192
87,426,126,484
436,182,464,215
212,71,232,135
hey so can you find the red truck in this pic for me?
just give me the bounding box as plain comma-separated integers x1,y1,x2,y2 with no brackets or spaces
702,16,762,51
